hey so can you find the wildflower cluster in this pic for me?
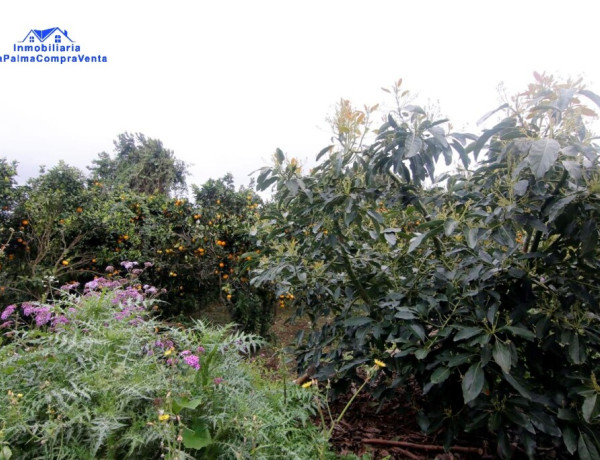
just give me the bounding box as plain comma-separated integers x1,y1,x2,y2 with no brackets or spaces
1,301,69,330
1,263,161,337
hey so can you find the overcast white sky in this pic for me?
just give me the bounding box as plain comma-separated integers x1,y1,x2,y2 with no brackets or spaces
1,0,599,191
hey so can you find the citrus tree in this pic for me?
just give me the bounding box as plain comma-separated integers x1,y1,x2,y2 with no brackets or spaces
0,147,271,334
253,76,600,458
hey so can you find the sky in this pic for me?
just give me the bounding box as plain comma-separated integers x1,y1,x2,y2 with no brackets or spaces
1,0,599,191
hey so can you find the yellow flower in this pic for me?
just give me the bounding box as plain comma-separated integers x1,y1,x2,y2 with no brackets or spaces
374,359,386,368
301,380,313,388
164,347,174,356
158,414,170,422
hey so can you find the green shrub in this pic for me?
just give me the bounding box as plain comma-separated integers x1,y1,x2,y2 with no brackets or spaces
253,76,600,458
0,269,330,459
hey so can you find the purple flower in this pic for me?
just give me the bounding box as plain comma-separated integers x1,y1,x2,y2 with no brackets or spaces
180,350,191,356
60,282,80,292
196,346,205,354
144,286,158,295
1,304,16,320
144,262,154,268
128,317,144,326
105,265,115,273
22,303,35,317
0,320,13,329
183,354,200,370
120,261,138,271
84,277,121,293
112,287,143,305
84,279,100,291
34,307,52,326
52,315,69,326
51,315,69,330
131,269,143,275
213,377,224,385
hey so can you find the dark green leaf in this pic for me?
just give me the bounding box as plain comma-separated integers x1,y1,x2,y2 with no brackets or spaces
415,349,429,360
569,333,585,364
452,139,470,169
493,341,511,373
285,179,299,196
506,326,535,341
316,145,334,161
444,218,458,236
579,89,600,111
578,433,600,460
503,373,532,400
513,180,529,196
257,175,278,191
476,103,509,126
367,209,384,224
448,353,471,367
582,394,598,423
470,118,515,161
545,194,577,222
504,409,535,433
343,317,373,327
405,135,423,159
409,323,426,342
530,410,562,437
462,362,485,404
581,219,598,256
454,327,483,342
466,227,478,249
431,366,451,384
408,232,428,253
527,139,560,179
563,426,577,455
275,148,285,163
395,307,416,320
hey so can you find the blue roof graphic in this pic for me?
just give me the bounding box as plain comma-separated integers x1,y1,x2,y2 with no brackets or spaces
20,28,74,43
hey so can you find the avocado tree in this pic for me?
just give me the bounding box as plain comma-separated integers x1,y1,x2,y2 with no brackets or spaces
253,75,600,458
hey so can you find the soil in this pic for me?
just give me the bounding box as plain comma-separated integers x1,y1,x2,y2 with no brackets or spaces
265,309,494,460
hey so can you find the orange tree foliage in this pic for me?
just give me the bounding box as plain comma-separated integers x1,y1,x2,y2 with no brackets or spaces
0,157,271,333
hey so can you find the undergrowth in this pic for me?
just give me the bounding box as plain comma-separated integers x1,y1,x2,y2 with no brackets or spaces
0,266,335,459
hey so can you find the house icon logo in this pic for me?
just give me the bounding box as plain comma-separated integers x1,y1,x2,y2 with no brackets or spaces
20,27,74,45
0,27,107,64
